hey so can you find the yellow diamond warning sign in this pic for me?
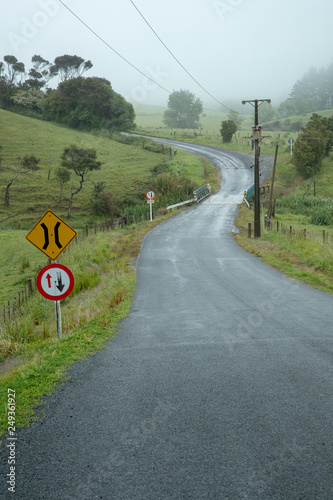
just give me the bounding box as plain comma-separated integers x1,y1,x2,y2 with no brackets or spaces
26,210,77,261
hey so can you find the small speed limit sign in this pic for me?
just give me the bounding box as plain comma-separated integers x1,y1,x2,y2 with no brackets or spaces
146,190,155,200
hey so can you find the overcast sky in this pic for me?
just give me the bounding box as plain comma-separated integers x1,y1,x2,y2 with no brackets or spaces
2,0,333,111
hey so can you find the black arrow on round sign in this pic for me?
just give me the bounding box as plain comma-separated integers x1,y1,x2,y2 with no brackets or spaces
56,272,65,292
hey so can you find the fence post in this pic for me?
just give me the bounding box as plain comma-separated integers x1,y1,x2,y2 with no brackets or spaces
248,222,252,238
276,221,279,233
27,279,33,295
323,230,326,243
304,229,306,239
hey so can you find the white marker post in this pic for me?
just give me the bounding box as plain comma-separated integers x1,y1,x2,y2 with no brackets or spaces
146,190,155,222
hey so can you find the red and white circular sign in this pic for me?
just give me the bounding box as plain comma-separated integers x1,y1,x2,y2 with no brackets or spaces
146,190,155,199
37,264,74,301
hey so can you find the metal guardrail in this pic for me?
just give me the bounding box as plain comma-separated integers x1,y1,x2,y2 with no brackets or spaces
193,184,211,203
167,184,211,210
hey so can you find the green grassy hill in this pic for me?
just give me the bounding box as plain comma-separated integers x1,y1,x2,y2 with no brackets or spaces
0,110,170,228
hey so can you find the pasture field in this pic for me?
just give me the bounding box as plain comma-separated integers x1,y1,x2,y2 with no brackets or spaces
0,109,217,229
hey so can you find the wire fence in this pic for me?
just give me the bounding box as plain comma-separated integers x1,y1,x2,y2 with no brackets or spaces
1,215,138,325
264,219,333,245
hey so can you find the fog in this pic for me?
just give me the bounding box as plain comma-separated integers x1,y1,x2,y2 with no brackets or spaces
2,0,333,111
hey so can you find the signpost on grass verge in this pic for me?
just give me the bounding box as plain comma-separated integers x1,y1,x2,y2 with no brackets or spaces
146,190,155,222
26,210,77,339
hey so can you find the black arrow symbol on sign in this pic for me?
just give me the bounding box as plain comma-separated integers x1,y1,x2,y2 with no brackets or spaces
41,223,49,250
56,272,65,292
54,222,62,249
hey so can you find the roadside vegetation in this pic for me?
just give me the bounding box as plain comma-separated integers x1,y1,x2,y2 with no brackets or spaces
234,150,333,294
2,52,333,438
0,215,181,437
0,108,219,440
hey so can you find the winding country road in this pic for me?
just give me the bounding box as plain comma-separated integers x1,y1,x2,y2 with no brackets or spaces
2,142,333,499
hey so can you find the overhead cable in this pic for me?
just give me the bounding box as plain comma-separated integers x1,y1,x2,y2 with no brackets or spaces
129,0,235,113
58,0,172,96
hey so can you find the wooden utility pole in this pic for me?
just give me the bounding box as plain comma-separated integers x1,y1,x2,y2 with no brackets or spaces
242,98,271,237
268,144,278,219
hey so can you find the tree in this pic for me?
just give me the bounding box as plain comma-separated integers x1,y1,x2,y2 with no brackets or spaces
2,55,25,84
288,62,333,111
259,102,275,123
220,120,237,143
24,55,55,89
227,110,244,129
54,167,71,202
292,114,331,178
4,155,40,206
51,55,93,81
47,77,135,131
0,55,25,109
61,145,102,218
163,89,203,129
91,182,118,217
12,88,45,112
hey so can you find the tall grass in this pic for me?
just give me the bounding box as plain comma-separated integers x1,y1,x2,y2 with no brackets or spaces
276,194,333,225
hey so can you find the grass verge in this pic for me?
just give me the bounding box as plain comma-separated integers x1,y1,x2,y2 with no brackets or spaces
234,203,333,293
0,211,179,441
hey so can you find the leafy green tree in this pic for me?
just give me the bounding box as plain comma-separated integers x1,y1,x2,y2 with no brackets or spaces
4,155,40,206
24,55,55,89
0,55,25,109
278,97,318,118
227,110,244,129
91,182,118,217
2,55,25,84
163,89,203,129
220,120,237,143
51,55,92,81
54,167,71,202
292,114,331,178
12,88,45,112
289,62,333,111
61,145,102,218
47,77,135,131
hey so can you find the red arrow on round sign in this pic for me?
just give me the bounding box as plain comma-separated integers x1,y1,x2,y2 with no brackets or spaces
37,263,74,301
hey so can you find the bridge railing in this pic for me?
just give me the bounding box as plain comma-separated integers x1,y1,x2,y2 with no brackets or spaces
193,184,211,203
167,184,211,210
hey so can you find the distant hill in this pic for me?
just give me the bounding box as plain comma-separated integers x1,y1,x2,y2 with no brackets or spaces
0,110,161,228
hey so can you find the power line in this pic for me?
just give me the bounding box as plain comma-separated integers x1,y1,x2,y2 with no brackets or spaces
57,0,234,115
58,0,172,97
129,0,235,113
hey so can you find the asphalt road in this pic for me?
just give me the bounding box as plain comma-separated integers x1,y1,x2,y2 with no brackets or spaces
2,142,333,499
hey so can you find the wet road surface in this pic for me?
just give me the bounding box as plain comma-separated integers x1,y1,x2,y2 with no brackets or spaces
2,142,333,499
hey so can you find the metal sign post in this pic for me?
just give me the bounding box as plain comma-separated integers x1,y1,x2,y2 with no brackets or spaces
36,262,75,339
55,300,62,339
146,190,155,222
26,211,77,339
